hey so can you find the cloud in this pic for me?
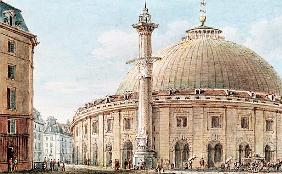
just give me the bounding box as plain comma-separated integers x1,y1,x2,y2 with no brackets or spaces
91,20,191,62
154,20,190,49
244,16,282,62
222,16,282,76
92,30,137,61
43,81,87,94
222,26,244,43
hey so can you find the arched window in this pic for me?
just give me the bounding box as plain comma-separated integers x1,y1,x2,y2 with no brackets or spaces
214,144,222,163
9,16,13,26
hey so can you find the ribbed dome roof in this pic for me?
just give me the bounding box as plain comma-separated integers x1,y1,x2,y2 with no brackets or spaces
117,37,282,95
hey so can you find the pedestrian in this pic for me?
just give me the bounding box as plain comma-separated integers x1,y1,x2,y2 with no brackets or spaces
53,159,57,171
156,161,161,173
200,158,205,169
8,158,13,173
189,160,193,169
43,157,47,171
50,159,53,171
124,159,128,169
52,159,54,171
184,162,188,169
13,158,18,172
109,159,112,167
57,159,60,171
128,158,132,169
143,161,146,170
114,159,120,171
61,162,65,172
224,162,230,172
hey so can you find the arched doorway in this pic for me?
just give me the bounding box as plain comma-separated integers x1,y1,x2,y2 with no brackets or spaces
265,145,272,162
245,145,251,158
175,142,181,168
207,142,222,168
122,141,133,168
208,144,214,168
106,144,112,167
174,141,189,169
239,145,243,163
182,144,189,162
238,143,251,163
214,144,222,163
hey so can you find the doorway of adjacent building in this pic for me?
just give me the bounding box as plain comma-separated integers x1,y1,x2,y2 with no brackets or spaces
7,147,14,161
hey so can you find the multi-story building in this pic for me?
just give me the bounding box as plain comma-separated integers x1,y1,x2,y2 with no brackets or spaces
0,1,38,172
43,116,73,164
33,109,44,162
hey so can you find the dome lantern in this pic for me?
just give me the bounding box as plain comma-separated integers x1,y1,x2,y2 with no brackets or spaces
183,0,224,40
200,0,207,26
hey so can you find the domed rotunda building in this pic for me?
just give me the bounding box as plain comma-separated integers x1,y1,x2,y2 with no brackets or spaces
71,2,282,169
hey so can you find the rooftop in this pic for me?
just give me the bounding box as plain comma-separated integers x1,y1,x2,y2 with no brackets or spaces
0,1,29,32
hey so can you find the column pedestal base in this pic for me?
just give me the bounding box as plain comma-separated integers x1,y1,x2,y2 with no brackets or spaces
133,150,156,169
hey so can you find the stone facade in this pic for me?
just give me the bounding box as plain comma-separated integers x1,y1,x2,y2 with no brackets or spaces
71,90,282,169
33,109,44,162
0,1,38,172
43,117,73,164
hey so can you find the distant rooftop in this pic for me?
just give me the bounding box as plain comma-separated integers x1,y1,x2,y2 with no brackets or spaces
0,1,29,32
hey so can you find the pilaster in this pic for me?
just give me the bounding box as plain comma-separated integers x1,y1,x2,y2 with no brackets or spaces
254,109,264,156
98,114,104,166
112,111,121,164
159,107,170,160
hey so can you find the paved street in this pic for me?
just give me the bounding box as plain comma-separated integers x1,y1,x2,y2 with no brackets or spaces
6,165,282,174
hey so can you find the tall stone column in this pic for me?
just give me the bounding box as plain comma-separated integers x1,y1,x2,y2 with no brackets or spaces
132,3,158,169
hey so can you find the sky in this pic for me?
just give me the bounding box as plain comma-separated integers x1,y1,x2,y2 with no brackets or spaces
4,0,282,123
